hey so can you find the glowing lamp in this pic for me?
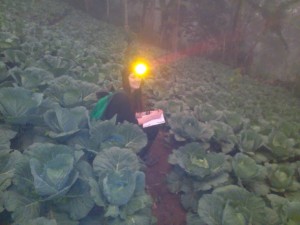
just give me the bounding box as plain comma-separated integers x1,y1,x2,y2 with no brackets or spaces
134,63,148,78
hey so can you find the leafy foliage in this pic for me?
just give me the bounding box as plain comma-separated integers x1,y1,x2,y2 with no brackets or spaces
44,106,89,141
1,0,300,224
0,87,43,124
89,119,147,154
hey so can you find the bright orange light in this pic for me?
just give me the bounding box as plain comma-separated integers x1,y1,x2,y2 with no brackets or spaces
134,63,148,77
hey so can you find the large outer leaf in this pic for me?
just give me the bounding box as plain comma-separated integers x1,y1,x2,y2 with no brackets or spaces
121,193,152,217
186,212,206,225
103,170,144,206
168,142,228,178
90,120,147,153
0,87,43,124
0,127,17,150
3,190,41,223
266,163,299,192
265,131,297,160
14,67,55,89
0,61,9,82
237,129,264,153
210,121,237,153
54,179,94,220
93,147,140,178
26,217,58,225
194,103,223,122
168,112,214,142
44,76,99,107
197,194,225,225
0,150,22,192
232,153,267,182
0,32,19,50
213,185,268,225
44,106,89,140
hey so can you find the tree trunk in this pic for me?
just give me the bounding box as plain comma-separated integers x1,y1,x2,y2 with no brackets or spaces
172,0,181,52
124,0,129,32
106,0,110,20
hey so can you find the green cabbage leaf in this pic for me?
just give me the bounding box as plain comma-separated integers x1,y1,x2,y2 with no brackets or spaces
89,119,147,154
12,67,54,89
0,87,43,124
44,76,99,107
0,126,17,150
266,163,300,193
168,112,214,142
232,153,269,195
197,185,279,225
2,143,93,223
44,106,89,141
237,129,264,154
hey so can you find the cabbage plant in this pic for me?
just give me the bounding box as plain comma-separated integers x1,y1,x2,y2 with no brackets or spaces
196,185,279,225
232,153,269,195
2,143,94,224
168,112,214,142
193,103,223,122
210,121,237,153
265,131,299,160
168,142,231,211
0,61,9,82
89,119,147,154
44,106,89,141
11,67,54,89
0,127,17,150
44,76,99,107
267,194,300,225
222,110,249,133
0,87,43,125
0,149,22,202
266,163,300,193
237,129,264,154
90,147,154,224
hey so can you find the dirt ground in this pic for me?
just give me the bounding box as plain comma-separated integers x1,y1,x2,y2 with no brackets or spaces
145,130,187,225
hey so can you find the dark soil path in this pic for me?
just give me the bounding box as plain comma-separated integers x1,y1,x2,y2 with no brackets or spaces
145,130,186,225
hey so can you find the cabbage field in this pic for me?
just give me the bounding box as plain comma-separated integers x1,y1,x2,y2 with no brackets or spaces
0,0,300,225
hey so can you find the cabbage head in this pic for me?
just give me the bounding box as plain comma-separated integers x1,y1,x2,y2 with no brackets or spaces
232,153,267,181
267,194,300,224
92,147,152,222
168,112,214,142
25,143,83,199
44,106,89,141
232,153,269,195
237,129,264,153
210,121,237,153
168,142,228,178
44,75,99,107
266,163,300,192
265,131,298,160
93,147,144,205
0,87,43,124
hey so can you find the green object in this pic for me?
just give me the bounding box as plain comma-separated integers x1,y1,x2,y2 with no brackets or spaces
90,92,114,120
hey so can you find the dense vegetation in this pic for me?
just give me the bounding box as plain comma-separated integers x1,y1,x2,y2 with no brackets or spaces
0,0,300,225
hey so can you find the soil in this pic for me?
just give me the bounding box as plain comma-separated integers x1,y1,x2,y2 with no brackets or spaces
145,130,187,225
